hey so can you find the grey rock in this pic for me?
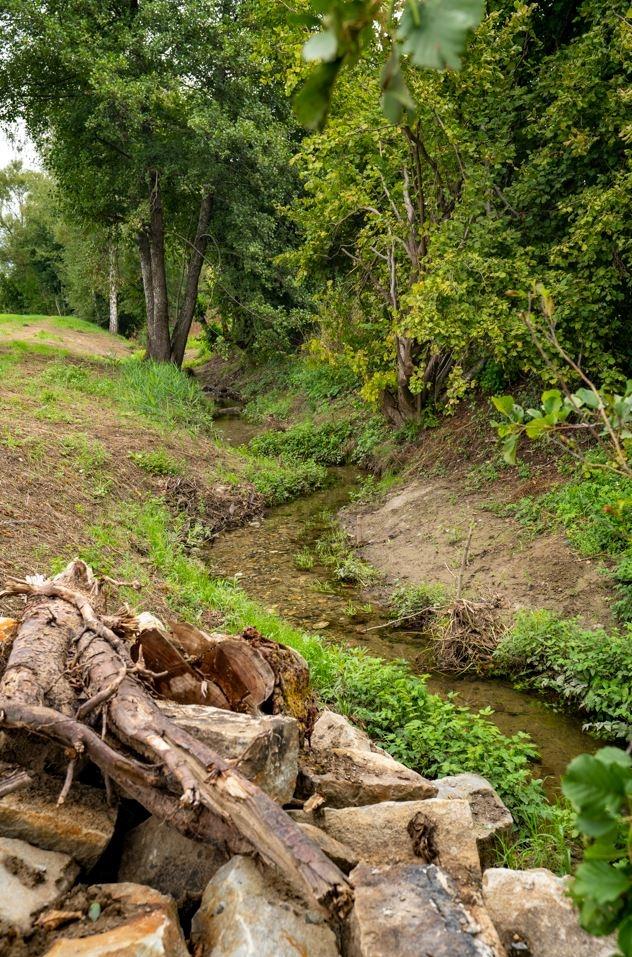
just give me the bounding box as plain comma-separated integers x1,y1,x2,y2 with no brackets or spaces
118,816,229,907
434,774,513,866
191,855,340,956
297,822,359,874
347,863,499,957
310,710,373,752
483,868,618,957
0,770,116,868
43,882,189,957
157,701,299,803
299,747,437,808
321,798,481,887
0,836,78,932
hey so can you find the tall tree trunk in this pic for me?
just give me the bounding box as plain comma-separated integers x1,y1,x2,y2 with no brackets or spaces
108,241,119,335
170,191,213,367
138,230,155,346
147,170,171,362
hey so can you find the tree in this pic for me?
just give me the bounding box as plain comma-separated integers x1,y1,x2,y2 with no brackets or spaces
0,0,305,363
289,0,631,424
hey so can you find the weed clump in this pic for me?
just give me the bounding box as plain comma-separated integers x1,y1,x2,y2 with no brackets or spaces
494,609,632,739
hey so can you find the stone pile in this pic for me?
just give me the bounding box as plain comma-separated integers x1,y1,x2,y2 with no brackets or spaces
0,706,615,956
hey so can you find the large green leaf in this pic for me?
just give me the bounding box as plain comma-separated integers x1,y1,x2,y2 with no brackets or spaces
573,861,632,905
294,61,342,130
398,0,485,71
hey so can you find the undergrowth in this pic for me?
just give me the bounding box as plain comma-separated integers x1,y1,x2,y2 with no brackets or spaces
494,609,632,740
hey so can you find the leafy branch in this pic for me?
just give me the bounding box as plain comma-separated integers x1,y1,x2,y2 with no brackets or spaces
293,0,485,129
491,288,632,479
563,748,632,956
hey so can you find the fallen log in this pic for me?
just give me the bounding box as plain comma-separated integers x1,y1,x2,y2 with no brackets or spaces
0,561,352,919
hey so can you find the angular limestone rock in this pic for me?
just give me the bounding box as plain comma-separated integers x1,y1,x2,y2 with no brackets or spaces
297,822,359,874
0,836,78,932
321,798,481,887
0,770,116,868
42,883,189,957
347,863,498,957
118,816,229,908
483,868,618,957
434,774,513,866
299,746,437,808
310,710,373,752
191,855,340,957
157,702,299,804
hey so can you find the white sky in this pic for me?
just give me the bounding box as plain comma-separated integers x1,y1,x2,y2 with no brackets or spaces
0,124,41,170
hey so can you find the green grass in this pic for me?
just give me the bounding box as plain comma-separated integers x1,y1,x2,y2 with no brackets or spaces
494,609,632,739
0,313,116,336
129,449,183,476
76,495,558,842
36,357,217,434
389,581,448,621
313,522,381,587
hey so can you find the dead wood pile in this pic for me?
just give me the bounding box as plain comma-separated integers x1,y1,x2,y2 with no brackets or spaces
0,561,352,919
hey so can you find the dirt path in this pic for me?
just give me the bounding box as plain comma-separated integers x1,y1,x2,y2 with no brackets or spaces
0,315,134,358
344,476,612,628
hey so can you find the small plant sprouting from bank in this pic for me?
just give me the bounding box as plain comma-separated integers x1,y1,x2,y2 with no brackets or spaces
389,581,448,627
129,449,183,476
313,524,380,587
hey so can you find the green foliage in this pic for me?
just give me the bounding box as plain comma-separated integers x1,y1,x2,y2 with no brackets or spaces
492,380,632,469
495,610,632,739
390,580,448,621
129,449,183,476
294,0,484,129
243,454,328,505
563,748,632,954
509,466,632,623
314,523,380,586
291,1,631,423
249,418,353,465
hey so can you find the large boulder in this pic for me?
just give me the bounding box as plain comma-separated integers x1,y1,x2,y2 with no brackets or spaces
118,816,229,908
41,883,189,957
191,855,340,957
320,799,481,888
0,770,116,868
433,774,513,866
0,837,78,933
296,822,359,874
310,710,374,752
157,702,299,804
483,868,617,957
346,863,500,957
298,747,437,808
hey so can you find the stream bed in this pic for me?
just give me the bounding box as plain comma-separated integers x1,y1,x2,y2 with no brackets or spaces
210,414,595,790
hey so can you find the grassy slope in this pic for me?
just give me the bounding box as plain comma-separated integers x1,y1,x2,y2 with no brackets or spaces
0,316,573,871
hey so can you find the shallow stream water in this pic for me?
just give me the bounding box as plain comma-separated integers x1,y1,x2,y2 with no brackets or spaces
210,414,595,790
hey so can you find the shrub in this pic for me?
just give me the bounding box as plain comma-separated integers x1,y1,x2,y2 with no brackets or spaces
494,609,632,738
243,454,328,505
390,581,448,621
249,418,353,466
129,449,183,476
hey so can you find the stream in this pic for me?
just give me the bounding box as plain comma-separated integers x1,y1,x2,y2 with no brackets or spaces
210,413,595,791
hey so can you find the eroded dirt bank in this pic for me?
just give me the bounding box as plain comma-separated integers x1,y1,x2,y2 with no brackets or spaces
343,477,612,629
